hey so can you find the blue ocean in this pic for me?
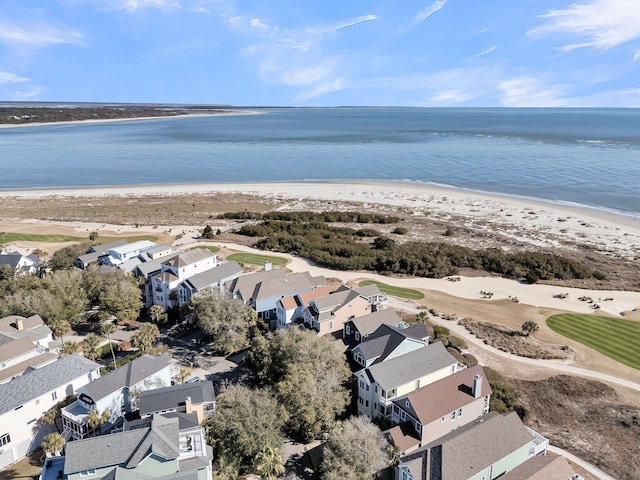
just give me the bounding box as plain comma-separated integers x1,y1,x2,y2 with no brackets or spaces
1,107,639,217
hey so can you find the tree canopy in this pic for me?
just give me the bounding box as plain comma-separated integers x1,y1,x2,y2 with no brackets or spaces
131,323,160,352
185,292,257,355
247,328,351,440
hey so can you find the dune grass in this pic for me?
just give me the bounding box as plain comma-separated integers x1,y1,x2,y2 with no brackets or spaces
547,313,640,370
226,252,288,266
358,280,424,300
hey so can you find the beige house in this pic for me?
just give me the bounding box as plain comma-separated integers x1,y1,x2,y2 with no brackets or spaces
139,381,216,424
387,365,492,454
302,287,372,336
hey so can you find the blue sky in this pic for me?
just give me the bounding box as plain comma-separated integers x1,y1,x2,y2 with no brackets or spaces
1,0,639,106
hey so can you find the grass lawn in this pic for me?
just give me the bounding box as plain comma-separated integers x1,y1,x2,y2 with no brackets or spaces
547,313,640,370
190,245,220,253
226,252,288,266
3,232,158,244
358,280,425,300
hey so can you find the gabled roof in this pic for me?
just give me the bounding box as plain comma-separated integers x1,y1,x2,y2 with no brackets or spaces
163,248,213,268
350,309,402,336
135,252,180,278
355,323,429,365
296,283,342,307
253,272,326,301
0,352,57,384
401,412,534,480
352,283,383,298
83,354,170,402
0,354,100,416
499,455,577,480
0,314,45,333
225,268,286,300
0,336,36,363
182,261,243,291
278,295,298,310
363,341,457,391
109,240,156,256
64,415,180,474
87,239,128,254
0,251,38,269
396,365,491,424
312,289,359,313
139,381,215,415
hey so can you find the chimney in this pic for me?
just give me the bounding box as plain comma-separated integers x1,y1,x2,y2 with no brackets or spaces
185,396,193,414
473,374,482,398
15,319,24,331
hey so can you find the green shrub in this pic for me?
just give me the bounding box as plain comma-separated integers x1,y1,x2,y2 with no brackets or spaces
392,227,408,235
448,335,468,351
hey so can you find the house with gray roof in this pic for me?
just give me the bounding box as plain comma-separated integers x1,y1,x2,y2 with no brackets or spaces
74,240,128,269
0,354,100,470
139,382,215,424
354,341,463,419
498,454,581,480
51,413,212,480
0,249,43,276
395,411,548,480
343,308,406,347
177,261,243,306
61,354,171,440
387,365,492,453
301,286,372,336
351,323,431,369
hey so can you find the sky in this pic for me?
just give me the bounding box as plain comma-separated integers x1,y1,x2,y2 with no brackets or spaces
1,0,640,107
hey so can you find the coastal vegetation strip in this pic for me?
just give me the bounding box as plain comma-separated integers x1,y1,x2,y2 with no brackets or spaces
357,280,424,300
546,314,640,369
226,252,288,266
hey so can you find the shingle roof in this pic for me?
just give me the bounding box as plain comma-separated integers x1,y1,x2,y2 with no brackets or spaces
139,381,215,415
356,324,429,365
87,240,128,254
135,253,180,278
365,341,457,391
183,261,243,291
350,309,402,336
296,283,342,307
109,240,156,256
0,354,100,416
83,354,170,402
0,352,57,384
278,295,298,310
164,248,213,268
353,283,383,298
401,412,534,480
499,455,576,480
0,314,45,333
254,272,326,300
64,415,180,474
397,365,491,424
225,268,286,300
0,336,36,363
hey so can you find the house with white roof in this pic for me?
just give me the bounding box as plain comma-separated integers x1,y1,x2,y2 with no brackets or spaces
177,261,243,306
74,240,128,269
61,354,171,440
101,240,157,267
0,354,100,470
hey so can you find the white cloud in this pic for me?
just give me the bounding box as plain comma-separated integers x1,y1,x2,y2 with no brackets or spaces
498,77,571,107
633,50,640,62
250,18,269,30
431,89,477,104
297,77,346,100
0,71,29,84
281,64,336,86
0,19,85,48
474,45,497,57
307,15,378,35
528,0,640,51
411,0,448,27
114,0,181,12
228,15,243,27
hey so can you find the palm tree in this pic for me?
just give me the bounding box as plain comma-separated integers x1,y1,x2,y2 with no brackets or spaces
131,323,160,353
213,454,240,480
101,321,118,367
83,333,101,361
149,304,164,323
253,446,285,480
41,432,65,457
87,408,111,432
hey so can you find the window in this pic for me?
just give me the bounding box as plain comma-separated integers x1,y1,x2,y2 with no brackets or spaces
79,469,97,477
458,408,463,417
451,411,456,420
415,379,420,389
52,392,57,401
381,389,386,399
416,423,421,433
345,325,350,335
329,321,333,329
401,411,406,421
405,400,410,408
355,331,360,341
27,418,36,425
0,433,10,447
365,400,369,407
441,416,445,423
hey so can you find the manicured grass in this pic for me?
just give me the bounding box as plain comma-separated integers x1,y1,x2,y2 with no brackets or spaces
547,313,640,370
190,245,220,253
226,252,288,266
358,280,424,300
98,235,159,243
2,232,158,244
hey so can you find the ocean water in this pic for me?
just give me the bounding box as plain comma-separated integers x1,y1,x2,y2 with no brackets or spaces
1,107,639,217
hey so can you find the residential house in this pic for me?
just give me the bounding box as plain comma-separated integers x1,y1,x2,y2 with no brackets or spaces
0,250,44,276
275,283,342,330
177,261,243,306
147,249,220,311
387,366,492,453
74,240,128,269
498,454,583,480
354,341,463,419
61,354,172,440
118,245,176,274
139,381,216,424
302,286,372,336
0,354,101,470
49,413,212,480
351,323,431,369
0,315,60,384
343,308,406,347
395,411,549,480
336,283,388,311
227,268,327,327
101,240,158,267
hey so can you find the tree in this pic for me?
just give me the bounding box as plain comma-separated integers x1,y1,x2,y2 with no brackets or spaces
212,454,240,480
203,385,285,475
82,266,143,322
89,230,99,241
62,341,78,355
247,328,351,440
254,445,286,480
101,322,118,367
320,416,391,480
149,304,164,323
31,248,48,259
87,408,111,431
83,333,101,360
41,432,65,457
521,321,539,337
202,225,215,239
131,323,160,352
49,243,90,270
186,292,257,355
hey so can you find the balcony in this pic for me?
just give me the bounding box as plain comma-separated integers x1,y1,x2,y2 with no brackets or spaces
40,456,66,480
526,426,549,456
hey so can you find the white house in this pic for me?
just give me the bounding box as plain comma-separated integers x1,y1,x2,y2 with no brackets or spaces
0,250,43,276
0,354,101,470
101,240,157,267
61,354,171,440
